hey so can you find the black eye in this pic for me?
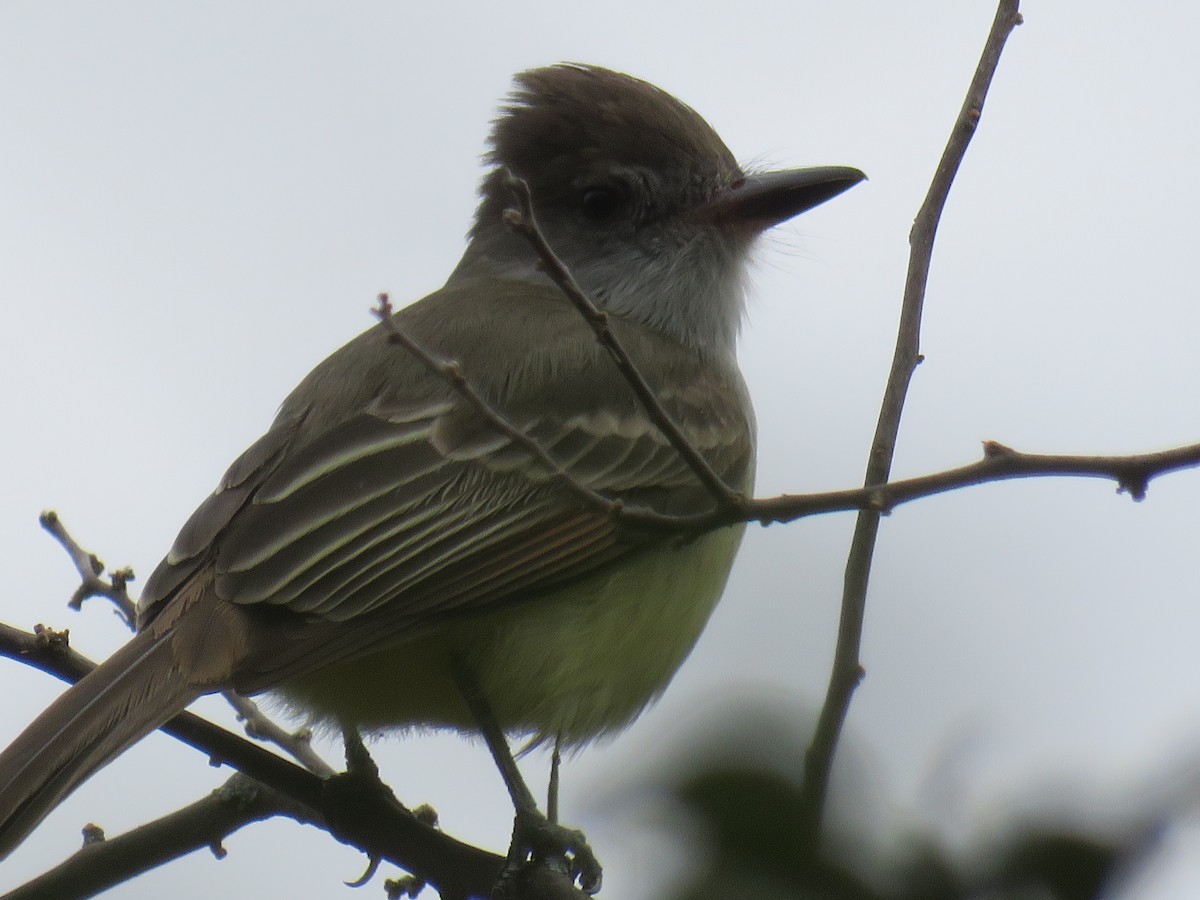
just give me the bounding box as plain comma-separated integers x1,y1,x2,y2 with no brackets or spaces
580,186,624,222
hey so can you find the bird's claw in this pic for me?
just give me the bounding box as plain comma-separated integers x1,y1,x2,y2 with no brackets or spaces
496,807,602,895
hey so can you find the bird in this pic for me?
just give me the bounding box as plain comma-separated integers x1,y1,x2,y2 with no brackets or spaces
0,63,863,889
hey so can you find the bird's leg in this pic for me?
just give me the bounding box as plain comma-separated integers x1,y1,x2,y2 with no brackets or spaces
547,732,563,824
454,667,602,894
341,724,377,778
331,726,439,896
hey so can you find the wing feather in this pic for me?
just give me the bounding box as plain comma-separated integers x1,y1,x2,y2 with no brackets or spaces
204,401,739,630
139,282,756,688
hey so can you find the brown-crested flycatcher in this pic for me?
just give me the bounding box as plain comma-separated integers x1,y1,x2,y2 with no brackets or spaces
0,63,863,889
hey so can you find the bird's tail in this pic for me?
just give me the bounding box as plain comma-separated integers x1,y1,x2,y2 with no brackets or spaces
0,627,202,859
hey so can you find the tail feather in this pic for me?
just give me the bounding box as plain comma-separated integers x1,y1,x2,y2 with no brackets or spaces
0,628,202,859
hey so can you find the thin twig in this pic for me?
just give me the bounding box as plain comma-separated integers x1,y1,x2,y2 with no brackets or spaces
37,513,338,778
372,293,623,520
748,439,1200,524
799,0,1025,837
221,692,336,778
38,511,136,627
501,173,747,515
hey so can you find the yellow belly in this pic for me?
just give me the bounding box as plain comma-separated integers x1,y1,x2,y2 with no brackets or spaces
274,523,744,746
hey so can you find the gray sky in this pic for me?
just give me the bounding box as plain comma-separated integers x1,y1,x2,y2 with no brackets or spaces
3,2,1200,897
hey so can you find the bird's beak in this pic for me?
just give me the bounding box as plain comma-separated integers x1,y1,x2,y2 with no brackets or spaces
696,165,867,232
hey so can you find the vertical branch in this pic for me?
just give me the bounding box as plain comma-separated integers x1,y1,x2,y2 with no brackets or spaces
799,0,1024,835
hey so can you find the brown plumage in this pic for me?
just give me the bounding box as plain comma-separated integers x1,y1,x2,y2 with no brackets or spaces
0,63,863,863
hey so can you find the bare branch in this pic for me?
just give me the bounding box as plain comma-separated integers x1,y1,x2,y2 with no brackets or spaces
0,623,549,899
799,0,1025,836
1,774,318,900
748,439,1200,525
38,511,136,628
221,692,336,779
36,514,340,781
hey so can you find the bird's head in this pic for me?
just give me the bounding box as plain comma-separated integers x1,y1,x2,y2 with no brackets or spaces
454,64,864,356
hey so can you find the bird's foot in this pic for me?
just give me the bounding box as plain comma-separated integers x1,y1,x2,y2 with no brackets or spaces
495,807,602,896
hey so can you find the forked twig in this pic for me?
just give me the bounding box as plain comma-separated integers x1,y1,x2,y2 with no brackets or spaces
39,511,136,627
38,513,337,777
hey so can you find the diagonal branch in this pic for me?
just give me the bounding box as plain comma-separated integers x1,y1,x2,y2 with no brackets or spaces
0,774,318,900
371,293,623,519
500,173,748,515
0,622,588,899
799,0,1025,837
